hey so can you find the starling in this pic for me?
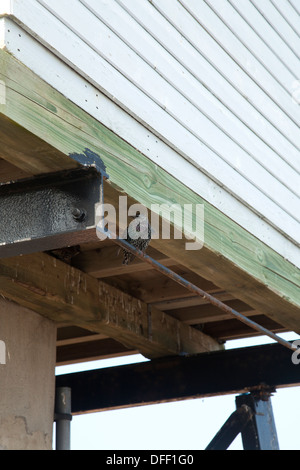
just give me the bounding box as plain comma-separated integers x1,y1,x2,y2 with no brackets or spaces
48,245,81,264
121,213,151,265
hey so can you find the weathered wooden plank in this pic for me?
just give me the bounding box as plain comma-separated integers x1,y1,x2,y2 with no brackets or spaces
72,245,175,278
103,270,219,304
0,114,78,174
57,327,108,346
0,157,31,182
151,237,300,333
0,49,299,333
56,338,136,366
168,300,258,324
202,316,285,342
152,292,235,312
0,253,221,358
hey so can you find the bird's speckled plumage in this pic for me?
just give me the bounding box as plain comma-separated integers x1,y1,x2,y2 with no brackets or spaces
122,214,151,265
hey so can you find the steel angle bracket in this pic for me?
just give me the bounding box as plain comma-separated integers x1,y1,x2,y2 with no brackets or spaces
0,149,109,258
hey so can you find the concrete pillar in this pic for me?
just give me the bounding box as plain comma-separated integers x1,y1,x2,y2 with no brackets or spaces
0,299,57,450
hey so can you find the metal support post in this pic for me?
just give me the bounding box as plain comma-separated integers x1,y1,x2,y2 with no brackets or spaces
54,387,72,451
235,389,279,450
205,405,253,450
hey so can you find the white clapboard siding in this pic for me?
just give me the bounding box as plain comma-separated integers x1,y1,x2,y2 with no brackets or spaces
116,0,300,172
81,0,300,197
205,0,300,81
83,0,300,209
251,0,300,58
271,0,300,36
228,0,300,77
2,17,300,269
1,1,300,249
149,0,300,140
288,0,300,16
20,0,299,233
183,0,298,95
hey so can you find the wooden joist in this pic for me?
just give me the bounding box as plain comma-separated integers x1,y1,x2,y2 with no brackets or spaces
57,337,136,366
0,114,78,175
72,245,176,278
168,299,258,324
0,252,221,358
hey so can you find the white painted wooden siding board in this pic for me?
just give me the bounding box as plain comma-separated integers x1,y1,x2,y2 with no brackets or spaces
32,0,300,224
0,1,13,16
228,0,300,78
82,0,300,199
251,0,300,58
288,0,300,16
154,0,300,136
204,0,300,82
2,18,300,266
271,0,300,36
116,0,300,173
146,0,300,150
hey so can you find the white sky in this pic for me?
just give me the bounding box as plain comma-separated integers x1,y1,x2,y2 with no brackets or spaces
55,332,300,450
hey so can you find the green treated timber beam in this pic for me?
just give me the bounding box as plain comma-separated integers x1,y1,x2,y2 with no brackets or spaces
0,49,300,334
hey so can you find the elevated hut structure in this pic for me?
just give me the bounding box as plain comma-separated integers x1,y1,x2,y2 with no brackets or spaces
0,0,299,450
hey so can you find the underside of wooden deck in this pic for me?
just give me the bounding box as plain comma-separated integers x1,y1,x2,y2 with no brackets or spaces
0,48,299,365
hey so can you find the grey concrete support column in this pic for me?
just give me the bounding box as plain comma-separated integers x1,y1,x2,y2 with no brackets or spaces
0,299,57,450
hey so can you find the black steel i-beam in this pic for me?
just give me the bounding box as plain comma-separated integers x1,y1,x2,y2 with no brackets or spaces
0,149,108,258
56,342,300,414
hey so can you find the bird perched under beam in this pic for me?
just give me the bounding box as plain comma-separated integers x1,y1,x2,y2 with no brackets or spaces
121,212,152,265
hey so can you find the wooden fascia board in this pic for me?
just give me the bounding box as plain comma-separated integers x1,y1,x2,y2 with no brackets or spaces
0,49,300,332
0,252,221,358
